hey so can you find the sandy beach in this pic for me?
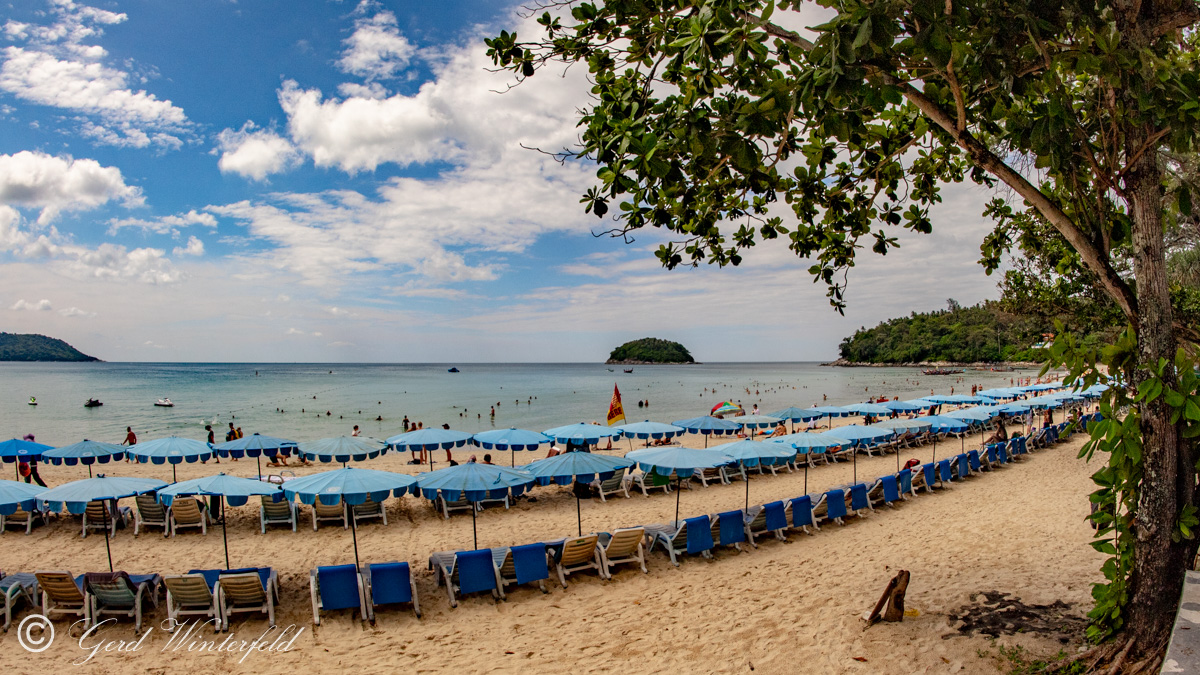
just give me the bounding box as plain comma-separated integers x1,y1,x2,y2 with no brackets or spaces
0,419,1103,674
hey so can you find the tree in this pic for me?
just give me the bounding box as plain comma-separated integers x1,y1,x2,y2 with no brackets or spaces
489,0,1200,664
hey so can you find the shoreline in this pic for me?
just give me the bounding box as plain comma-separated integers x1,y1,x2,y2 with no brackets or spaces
822,358,1045,368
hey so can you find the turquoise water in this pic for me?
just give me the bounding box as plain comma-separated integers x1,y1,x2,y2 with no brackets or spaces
1,362,1044,446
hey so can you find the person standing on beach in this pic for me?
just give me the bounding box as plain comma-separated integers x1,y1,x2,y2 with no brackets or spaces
203,425,221,464
19,434,46,487
123,426,137,446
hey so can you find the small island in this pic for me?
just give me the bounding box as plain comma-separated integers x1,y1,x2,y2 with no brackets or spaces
607,337,696,364
0,332,100,362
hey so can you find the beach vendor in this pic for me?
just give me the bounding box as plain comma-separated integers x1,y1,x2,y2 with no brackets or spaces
19,433,46,487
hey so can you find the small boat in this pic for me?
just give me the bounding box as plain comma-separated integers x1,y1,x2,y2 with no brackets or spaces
922,368,963,376
28,396,36,406
623,368,634,373
84,398,102,408
155,398,174,407
447,367,460,373
607,368,614,372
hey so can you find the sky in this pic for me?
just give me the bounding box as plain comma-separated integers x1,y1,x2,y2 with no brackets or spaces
0,0,1007,363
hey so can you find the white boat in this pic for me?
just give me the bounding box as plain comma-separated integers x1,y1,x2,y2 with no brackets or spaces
155,398,174,407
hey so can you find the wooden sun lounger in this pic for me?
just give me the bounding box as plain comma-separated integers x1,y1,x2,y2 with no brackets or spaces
216,569,278,630
259,496,297,533
35,571,89,625
83,501,131,538
312,501,347,530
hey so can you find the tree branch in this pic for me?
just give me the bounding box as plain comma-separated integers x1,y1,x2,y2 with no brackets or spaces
733,11,814,50
891,78,1141,322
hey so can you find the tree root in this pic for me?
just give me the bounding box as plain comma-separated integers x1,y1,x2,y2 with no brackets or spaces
1102,639,1133,675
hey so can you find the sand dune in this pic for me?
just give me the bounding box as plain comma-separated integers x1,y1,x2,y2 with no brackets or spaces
0,423,1103,673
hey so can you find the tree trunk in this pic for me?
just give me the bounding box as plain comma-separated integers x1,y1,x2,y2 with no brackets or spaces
1122,119,1187,653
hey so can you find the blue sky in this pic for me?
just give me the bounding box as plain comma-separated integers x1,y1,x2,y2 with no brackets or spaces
0,0,1005,362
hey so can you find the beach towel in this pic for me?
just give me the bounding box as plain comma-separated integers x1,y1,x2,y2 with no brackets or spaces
848,484,869,511
456,549,497,596
684,516,714,555
189,567,272,591
956,454,970,479
789,496,814,528
968,450,982,472
937,459,953,483
511,543,549,586
879,476,900,503
762,501,787,532
921,463,937,486
717,511,745,546
897,469,912,495
825,489,848,520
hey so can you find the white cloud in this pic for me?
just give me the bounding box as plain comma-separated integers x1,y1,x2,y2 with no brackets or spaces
285,327,304,335
215,122,303,180
0,1,191,149
58,306,95,318
172,236,204,257
0,150,142,224
107,209,216,235
11,298,52,311
337,9,415,81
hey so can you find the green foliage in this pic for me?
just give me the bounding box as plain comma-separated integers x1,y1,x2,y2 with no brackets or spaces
1051,328,1200,642
607,337,695,363
0,333,98,362
837,300,1047,363
994,644,1086,675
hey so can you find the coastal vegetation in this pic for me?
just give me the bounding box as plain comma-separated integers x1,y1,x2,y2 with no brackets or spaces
607,337,695,364
837,300,1046,364
0,333,98,362
490,1,1200,667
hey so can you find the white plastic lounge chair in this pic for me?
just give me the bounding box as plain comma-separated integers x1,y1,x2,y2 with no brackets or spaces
162,574,219,631
0,507,45,535
589,471,630,501
429,550,504,607
554,534,603,587
259,496,297,533
134,494,168,537
312,501,347,530
352,498,387,527
436,494,474,519
646,518,714,566
84,572,161,633
597,527,647,577
0,573,37,630
83,500,131,538
169,498,210,537
691,466,729,487
35,571,89,626
623,471,672,496
216,569,278,630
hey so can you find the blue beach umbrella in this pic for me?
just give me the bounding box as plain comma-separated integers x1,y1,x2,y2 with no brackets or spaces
767,432,846,492
415,463,535,549
159,473,284,569
712,440,797,510
387,428,472,470
43,440,125,476
881,400,927,413
670,416,741,447
614,421,685,441
213,433,298,477
871,418,933,472
285,467,418,567
300,436,388,465
626,446,734,524
0,439,50,480
125,437,214,483
38,475,168,571
978,388,1023,400
843,403,892,417
913,414,972,461
470,428,552,467
768,407,823,422
525,452,634,535
942,407,997,422
826,425,897,483
0,479,44,515
729,414,785,433
542,423,622,446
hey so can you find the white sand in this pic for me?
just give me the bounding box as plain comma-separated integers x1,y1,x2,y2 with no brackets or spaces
0,421,1104,673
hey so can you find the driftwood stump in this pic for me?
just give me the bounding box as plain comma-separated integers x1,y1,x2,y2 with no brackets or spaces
864,570,910,627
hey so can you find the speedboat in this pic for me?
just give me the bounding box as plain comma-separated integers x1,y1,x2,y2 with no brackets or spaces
447,367,460,373
84,398,102,408
28,396,36,406
155,398,174,407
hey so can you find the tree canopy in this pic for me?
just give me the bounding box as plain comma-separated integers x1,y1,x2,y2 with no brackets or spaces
607,337,696,362
490,0,1200,663
0,333,98,362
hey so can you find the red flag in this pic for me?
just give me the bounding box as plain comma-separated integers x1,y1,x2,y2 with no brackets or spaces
606,384,626,426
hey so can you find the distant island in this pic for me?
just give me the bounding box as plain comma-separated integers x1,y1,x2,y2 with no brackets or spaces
0,332,99,362
833,300,1047,366
607,337,696,364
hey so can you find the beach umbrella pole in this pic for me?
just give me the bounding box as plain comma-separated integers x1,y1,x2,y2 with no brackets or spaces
103,503,114,572
674,476,681,525
471,503,478,550
347,503,361,568
744,468,750,511
853,446,857,484
576,495,582,537
221,499,230,570
256,455,261,478
804,460,808,494
172,464,177,484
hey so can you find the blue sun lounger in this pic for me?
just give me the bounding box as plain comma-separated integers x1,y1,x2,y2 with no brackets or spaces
714,510,746,552
817,489,848,526
954,454,971,480
897,468,914,497
867,476,901,508
936,459,953,485
686,516,715,556
788,495,817,533
362,562,419,620
744,501,789,546
310,564,365,625
847,483,871,515
429,549,504,608
494,543,550,594
0,573,37,631
967,450,984,472
920,463,938,491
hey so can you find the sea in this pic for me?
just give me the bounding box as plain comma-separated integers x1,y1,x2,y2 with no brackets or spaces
1,362,1049,446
